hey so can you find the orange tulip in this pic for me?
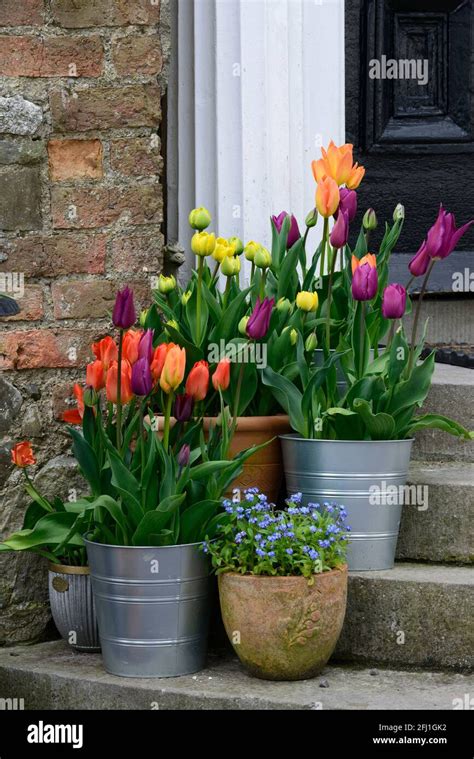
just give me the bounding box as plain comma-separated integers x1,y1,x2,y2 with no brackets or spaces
312,141,354,187
92,336,118,370
347,163,365,190
106,360,134,404
62,384,85,425
86,360,105,391
11,441,36,468
151,343,175,382
185,360,210,402
122,329,143,365
316,176,340,218
160,346,186,394
352,253,377,274
212,359,231,392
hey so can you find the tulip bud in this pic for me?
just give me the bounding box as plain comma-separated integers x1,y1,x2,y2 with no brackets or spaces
158,274,176,294
244,241,262,262
192,231,216,258
166,319,178,331
276,297,292,315
305,208,318,228
139,309,149,328
363,208,378,231
221,255,240,277
83,386,98,407
305,333,318,352
181,291,192,306
189,207,212,231
290,329,298,346
238,316,250,335
296,291,319,313
229,236,244,256
178,443,191,469
212,237,234,263
393,204,405,222
254,246,272,270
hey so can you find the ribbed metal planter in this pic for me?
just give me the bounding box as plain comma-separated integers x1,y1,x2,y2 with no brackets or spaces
280,437,413,571
48,564,100,652
84,539,211,678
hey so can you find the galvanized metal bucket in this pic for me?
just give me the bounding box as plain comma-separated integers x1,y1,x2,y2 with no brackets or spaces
84,539,211,678
48,564,100,652
280,436,414,571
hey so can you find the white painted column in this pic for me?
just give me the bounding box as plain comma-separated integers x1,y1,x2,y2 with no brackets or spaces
169,0,346,285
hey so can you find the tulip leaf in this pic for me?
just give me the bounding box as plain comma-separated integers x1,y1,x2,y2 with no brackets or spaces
69,427,102,496
179,499,221,544
385,351,435,416
186,284,209,348
277,241,304,301
352,399,396,440
0,513,84,553
107,449,144,528
352,301,370,380
401,414,474,440
261,365,306,436
209,287,252,345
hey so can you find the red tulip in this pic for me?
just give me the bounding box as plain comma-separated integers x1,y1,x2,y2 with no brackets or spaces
106,360,134,404
122,330,143,365
86,360,105,391
92,336,117,370
11,442,36,468
212,359,231,391
185,361,210,402
62,384,85,425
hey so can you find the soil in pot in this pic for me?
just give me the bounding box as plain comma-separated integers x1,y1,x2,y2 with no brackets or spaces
218,566,348,681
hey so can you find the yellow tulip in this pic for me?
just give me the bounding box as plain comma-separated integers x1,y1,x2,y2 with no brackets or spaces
191,231,216,257
212,237,235,263
244,241,262,262
254,246,272,270
189,207,212,231
296,291,319,313
221,255,241,277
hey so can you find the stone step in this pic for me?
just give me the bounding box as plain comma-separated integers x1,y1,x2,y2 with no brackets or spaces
413,364,474,463
403,298,473,347
336,563,474,671
0,640,472,711
396,461,474,564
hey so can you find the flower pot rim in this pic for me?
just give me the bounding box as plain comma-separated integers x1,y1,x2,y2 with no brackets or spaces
83,536,206,551
279,434,415,444
202,414,290,432
48,562,90,575
218,565,348,581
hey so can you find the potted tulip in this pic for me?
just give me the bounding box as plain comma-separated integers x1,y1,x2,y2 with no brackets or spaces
1,443,100,652
207,489,349,681
261,143,474,571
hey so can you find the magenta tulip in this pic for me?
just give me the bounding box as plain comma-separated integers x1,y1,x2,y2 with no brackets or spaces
352,263,378,301
113,287,136,330
337,188,358,223
178,443,191,469
425,205,474,261
247,298,275,340
382,284,407,320
330,209,350,249
272,212,301,249
139,329,154,363
131,357,152,397
174,393,194,422
409,241,431,277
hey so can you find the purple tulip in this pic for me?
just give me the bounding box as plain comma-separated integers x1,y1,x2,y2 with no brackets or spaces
337,188,358,223
178,443,191,469
272,212,301,249
425,205,474,261
139,329,154,363
113,287,136,330
131,357,152,397
174,393,194,422
246,298,275,340
330,209,350,249
409,240,430,277
352,263,378,302
382,284,407,320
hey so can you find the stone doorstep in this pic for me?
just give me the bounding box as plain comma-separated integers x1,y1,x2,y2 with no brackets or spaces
396,460,474,563
0,641,472,711
413,363,474,463
337,563,474,671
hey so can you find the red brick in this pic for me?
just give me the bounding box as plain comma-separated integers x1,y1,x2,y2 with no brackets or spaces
51,0,160,28
0,36,103,78
48,139,103,181
51,183,163,229
4,285,44,322
0,235,106,277
50,85,161,132
52,279,116,319
109,233,164,274
110,136,162,178
0,329,102,370
112,34,162,76
1,0,44,26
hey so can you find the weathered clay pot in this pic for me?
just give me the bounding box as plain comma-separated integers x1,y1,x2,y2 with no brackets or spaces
218,566,348,681
203,415,291,505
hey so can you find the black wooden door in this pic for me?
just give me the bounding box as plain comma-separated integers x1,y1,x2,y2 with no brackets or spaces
346,0,474,292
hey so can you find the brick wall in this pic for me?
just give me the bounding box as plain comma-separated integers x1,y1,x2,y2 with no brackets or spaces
0,0,170,644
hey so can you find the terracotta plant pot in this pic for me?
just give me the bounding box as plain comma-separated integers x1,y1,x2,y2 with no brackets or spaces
218,566,348,681
203,415,291,504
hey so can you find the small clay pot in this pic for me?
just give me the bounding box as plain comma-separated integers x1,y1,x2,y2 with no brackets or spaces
218,566,348,681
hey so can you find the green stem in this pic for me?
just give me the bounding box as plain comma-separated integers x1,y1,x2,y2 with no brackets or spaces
196,256,204,345
408,260,435,374
210,261,220,290
325,246,338,354
302,228,310,278
321,218,329,276
260,269,267,300
251,262,255,282
231,363,245,442
116,328,124,452
358,302,366,379
24,471,53,512
163,392,174,452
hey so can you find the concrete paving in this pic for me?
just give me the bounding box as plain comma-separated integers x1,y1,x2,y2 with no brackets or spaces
0,641,472,711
